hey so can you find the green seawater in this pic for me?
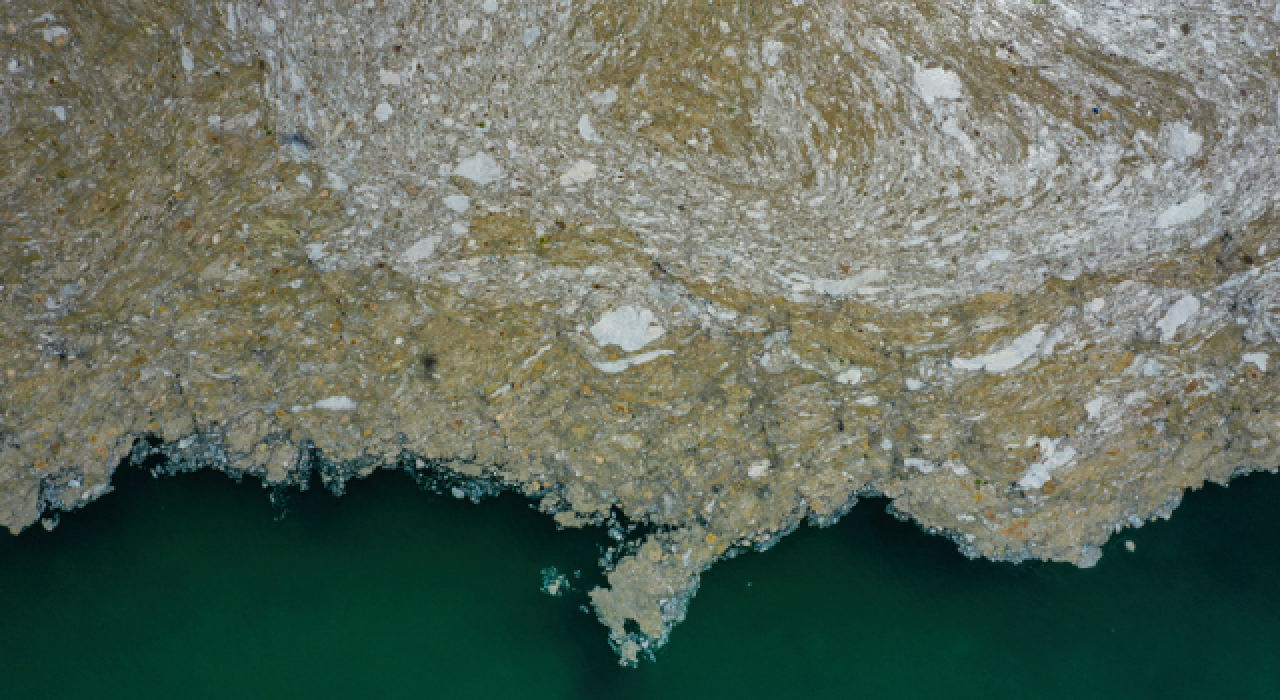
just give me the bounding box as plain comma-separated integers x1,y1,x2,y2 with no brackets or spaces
3,463,1279,699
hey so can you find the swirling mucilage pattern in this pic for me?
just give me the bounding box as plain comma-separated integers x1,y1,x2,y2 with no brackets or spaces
2,0,1278,663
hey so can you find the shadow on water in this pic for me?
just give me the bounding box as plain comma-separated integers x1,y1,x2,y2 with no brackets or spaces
2,459,1278,700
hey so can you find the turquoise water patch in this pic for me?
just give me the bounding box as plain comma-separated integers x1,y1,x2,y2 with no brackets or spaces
2,464,1278,699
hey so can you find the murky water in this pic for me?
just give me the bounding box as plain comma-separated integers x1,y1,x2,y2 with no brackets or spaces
2,463,1278,699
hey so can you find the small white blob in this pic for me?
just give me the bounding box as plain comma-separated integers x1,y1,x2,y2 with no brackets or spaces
181,47,195,73
911,215,937,231
560,159,597,187
761,39,785,67
458,17,475,34
588,88,618,108
747,460,771,479
401,235,442,263
914,66,964,105
295,173,313,188
260,16,277,34
591,349,674,374
482,0,499,13
1242,352,1269,372
442,194,471,212
1155,193,1211,229
1084,397,1109,422
374,102,394,122
952,325,1047,373
325,172,348,192
810,269,888,297
1018,438,1077,490
207,115,222,128
1086,297,1106,313
578,114,600,142
41,27,69,43
379,69,402,86
590,306,665,353
521,27,542,46
48,106,67,122
453,152,504,185
314,396,357,411
834,368,863,385
906,378,924,391
1155,295,1200,342
1165,122,1203,161
904,458,935,474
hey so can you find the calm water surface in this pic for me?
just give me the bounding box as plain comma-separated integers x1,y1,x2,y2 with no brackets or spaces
2,463,1278,699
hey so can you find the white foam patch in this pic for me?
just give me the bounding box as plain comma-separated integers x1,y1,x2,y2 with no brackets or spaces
453,152,504,184
560,159,597,186
914,66,964,105
313,396,357,411
1165,122,1203,161
811,269,888,297
442,194,471,212
952,325,1047,373
834,368,863,385
41,26,69,43
1156,294,1199,342
747,460,771,479
374,102,394,122
1155,193,1211,228
589,88,618,108
1243,352,1269,372
578,114,600,142
401,235,442,263
181,47,195,73
591,349,674,374
379,69,401,86
1018,438,1077,490
590,306,665,352
906,378,924,390
762,40,785,66
912,215,937,231
904,458,936,474
305,243,328,261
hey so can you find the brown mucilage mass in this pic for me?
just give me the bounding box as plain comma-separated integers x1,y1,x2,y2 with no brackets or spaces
2,0,1278,663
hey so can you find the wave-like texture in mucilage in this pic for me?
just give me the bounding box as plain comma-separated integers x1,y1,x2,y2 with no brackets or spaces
2,0,1278,663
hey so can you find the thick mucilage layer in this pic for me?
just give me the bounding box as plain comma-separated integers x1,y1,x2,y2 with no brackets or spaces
2,0,1278,664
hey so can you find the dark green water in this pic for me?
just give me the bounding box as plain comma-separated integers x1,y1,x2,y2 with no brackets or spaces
3,464,1279,699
